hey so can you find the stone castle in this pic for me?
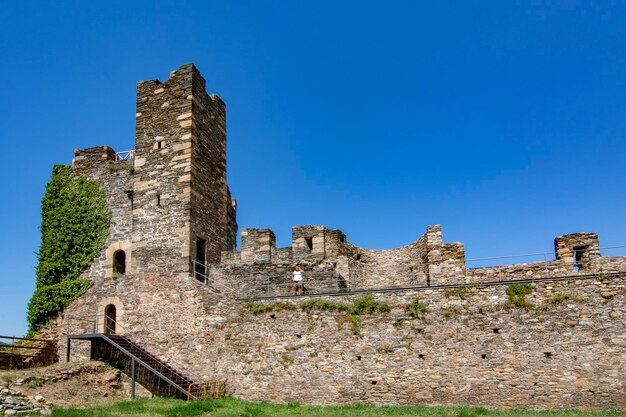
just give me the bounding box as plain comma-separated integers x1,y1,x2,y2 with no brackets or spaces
62,64,625,409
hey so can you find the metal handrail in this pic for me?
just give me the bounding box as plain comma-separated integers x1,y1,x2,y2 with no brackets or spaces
466,245,626,263
0,335,53,343
187,381,225,400
234,264,625,300
237,270,626,301
97,333,193,399
66,313,127,335
115,150,135,161
109,335,192,385
190,259,237,295
65,314,189,384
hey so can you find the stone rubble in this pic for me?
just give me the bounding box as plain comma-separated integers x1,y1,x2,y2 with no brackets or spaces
0,386,51,415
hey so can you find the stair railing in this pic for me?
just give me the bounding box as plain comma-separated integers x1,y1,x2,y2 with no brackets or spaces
65,314,190,385
108,335,192,385
190,259,237,295
97,333,193,399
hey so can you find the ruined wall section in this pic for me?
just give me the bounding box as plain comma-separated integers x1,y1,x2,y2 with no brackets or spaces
71,146,133,280
344,224,462,289
555,232,600,271
218,224,469,293
353,241,426,288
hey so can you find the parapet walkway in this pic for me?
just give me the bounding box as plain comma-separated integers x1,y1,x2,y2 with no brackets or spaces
235,270,626,302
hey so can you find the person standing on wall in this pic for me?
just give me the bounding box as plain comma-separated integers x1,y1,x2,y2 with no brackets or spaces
293,265,304,295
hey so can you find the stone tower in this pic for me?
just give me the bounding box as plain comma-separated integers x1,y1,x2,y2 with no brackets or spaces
73,63,237,281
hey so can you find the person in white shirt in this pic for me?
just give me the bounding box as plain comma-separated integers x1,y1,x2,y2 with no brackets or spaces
293,265,304,295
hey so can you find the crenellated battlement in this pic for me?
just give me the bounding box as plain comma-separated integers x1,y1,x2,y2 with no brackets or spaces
217,223,624,299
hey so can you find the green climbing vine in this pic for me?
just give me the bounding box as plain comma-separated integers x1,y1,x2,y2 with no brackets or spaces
27,165,110,333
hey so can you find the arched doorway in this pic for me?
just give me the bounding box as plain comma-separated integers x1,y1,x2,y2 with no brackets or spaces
113,250,126,276
104,304,116,334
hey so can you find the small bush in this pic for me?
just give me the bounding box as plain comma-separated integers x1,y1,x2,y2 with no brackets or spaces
298,295,388,336
506,283,534,310
406,298,428,318
440,306,463,318
271,302,297,311
349,295,390,315
506,283,534,297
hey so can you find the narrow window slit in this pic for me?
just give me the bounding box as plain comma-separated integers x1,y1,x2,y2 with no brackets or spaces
113,250,126,276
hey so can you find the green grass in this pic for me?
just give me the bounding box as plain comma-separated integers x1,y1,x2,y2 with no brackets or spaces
50,397,626,417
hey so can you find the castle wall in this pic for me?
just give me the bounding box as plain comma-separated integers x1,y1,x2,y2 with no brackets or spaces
62,272,626,409
59,63,626,410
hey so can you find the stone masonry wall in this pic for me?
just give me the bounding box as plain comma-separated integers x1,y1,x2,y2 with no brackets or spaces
189,70,237,263
133,65,196,275
62,272,626,410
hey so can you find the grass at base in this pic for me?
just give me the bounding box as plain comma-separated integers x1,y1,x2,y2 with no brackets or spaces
50,397,626,417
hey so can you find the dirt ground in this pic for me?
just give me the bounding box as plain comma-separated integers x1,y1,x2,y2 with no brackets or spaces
0,361,146,409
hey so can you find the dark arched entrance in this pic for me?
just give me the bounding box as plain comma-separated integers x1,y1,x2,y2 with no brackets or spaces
104,304,116,334
113,250,126,276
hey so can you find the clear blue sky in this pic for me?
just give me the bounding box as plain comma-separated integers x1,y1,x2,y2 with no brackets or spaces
1,1,625,337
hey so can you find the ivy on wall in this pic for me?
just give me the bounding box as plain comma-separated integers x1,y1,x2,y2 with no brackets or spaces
27,165,110,333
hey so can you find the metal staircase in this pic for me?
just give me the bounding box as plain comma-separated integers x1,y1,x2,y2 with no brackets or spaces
68,332,194,399
66,315,226,400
